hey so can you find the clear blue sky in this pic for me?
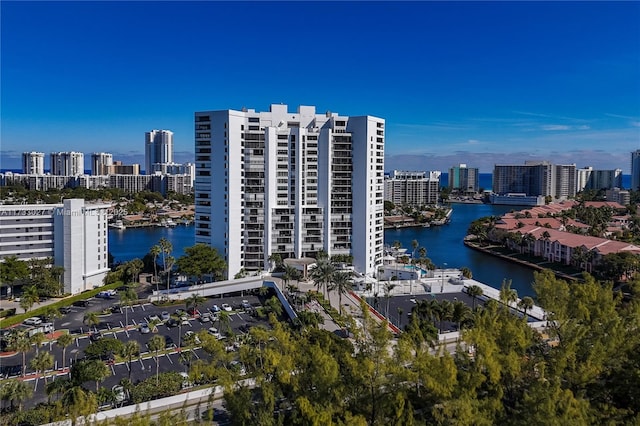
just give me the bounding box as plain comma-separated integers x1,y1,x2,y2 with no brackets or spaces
2,1,639,173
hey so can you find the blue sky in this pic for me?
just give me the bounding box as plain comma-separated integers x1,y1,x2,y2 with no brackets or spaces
1,1,639,173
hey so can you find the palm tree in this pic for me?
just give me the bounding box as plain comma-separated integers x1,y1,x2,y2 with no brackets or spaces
411,239,419,264
57,333,74,370
127,258,144,284
8,330,32,377
120,341,140,380
83,311,100,331
460,267,473,279
30,331,45,355
383,282,397,318
217,310,232,336
282,264,298,292
186,293,206,314
452,301,472,331
159,237,173,295
119,288,137,329
19,285,40,313
45,377,72,403
150,244,161,292
265,296,283,318
329,271,353,315
147,335,166,385
434,300,454,333
62,386,98,426
499,279,518,308
467,285,483,310
518,296,534,318
310,261,335,299
30,351,54,386
0,379,33,411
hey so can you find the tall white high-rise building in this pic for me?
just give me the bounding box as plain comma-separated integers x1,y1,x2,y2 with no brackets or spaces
632,150,640,191
576,166,623,192
50,152,84,176
194,104,385,278
91,152,113,175
22,152,45,175
145,130,174,174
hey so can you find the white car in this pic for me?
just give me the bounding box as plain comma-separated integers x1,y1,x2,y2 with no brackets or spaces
199,312,212,323
148,315,160,322
208,327,221,339
221,303,232,312
139,323,151,334
23,317,42,326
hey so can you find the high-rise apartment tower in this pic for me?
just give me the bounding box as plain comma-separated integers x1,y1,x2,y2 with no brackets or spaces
22,152,45,175
632,150,640,191
145,130,173,174
50,152,84,176
91,152,113,176
194,104,385,278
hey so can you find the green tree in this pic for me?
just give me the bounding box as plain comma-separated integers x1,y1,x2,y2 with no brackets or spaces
119,287,138,329
150,244,161,292
185,293,206,314
83,311,101,330
20,285,40,313
57,333,74,370
8,329,32,377
176,243,227,282
0,379,33,411
466,285,484,310
61,385,98,426
159,237,173,295
30,351,54,386
120,340,140,380
518,296,534,318
310,260,335,299
329,271,353,316
127,258,144,284
148,335,166,385
0,255,29,299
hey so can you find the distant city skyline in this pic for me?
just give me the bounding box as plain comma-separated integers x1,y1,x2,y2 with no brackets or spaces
2,2,639,173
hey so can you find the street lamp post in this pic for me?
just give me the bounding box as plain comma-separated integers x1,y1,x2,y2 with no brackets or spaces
440,263,448,293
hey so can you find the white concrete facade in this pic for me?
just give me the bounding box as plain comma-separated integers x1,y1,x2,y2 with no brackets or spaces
194,104,384,279
384,170,441,206
50,152,85,176
21,152,45,175
91,152,114,176
145,130,174,174
0,199,110,295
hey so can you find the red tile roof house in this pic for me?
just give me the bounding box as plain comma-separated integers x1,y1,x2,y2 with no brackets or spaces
493,224,640,274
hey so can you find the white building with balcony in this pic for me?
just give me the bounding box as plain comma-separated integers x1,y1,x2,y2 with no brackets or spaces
194,104,385,278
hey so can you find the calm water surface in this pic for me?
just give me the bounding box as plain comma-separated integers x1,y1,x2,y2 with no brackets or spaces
109,203,538,296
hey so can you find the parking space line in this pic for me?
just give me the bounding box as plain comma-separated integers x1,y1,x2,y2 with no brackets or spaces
165,353,174,364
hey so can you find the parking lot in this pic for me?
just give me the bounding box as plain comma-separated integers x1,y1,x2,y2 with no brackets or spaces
0,289,277,409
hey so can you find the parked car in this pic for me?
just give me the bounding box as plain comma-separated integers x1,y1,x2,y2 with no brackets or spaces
23,317,42,326
208,327,221,339
161,311,170,321
199,312,212,323
221,303,232,312
187,307,199,316
175,308,186,317
241,300,252,310
58,306,72,314
148,314,160,322
89,332,102,342
211,305,220,313
182,331,201,346
164,335,175,348
73,300,90,307
165,318,179,328
112,385,127,405
139,323,150,334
